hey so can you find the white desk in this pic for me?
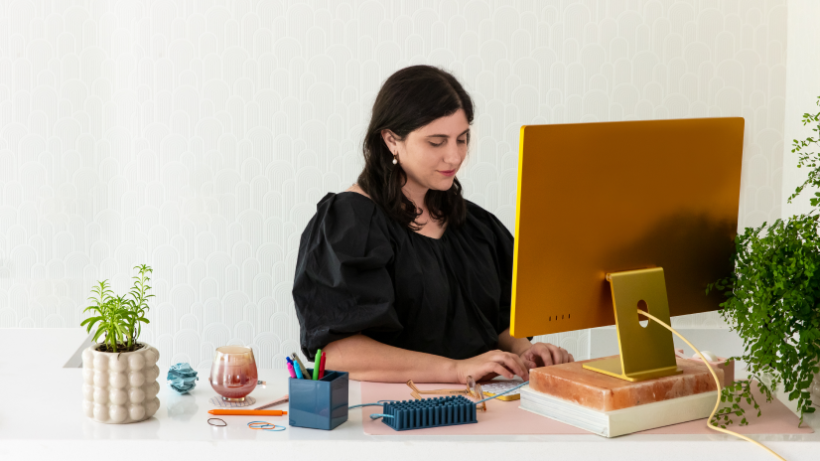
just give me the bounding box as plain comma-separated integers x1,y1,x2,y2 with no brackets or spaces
1,329,818,461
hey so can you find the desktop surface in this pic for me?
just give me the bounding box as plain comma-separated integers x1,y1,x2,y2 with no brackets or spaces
2,328,818,461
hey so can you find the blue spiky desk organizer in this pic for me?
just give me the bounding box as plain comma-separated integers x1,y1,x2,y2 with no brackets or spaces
381,396,478,431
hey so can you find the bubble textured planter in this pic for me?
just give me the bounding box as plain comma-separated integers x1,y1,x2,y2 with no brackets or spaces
82,343,161,423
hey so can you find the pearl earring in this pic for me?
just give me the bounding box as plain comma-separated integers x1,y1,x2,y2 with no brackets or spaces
392,152,398,165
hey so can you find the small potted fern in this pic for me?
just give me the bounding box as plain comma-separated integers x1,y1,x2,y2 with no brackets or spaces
709,97,820,428
80,264,161,424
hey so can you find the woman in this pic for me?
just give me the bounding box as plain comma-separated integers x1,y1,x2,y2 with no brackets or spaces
292,65,573,383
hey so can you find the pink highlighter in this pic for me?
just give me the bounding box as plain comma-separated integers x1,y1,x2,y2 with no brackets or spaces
286,358,297,378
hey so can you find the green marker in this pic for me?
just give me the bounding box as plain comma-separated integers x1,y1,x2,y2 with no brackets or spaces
313,349,322,380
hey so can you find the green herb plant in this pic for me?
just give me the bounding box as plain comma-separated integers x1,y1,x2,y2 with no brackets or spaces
708,97,820,427
81,265,154,353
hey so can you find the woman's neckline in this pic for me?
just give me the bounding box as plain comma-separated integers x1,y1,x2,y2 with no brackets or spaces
335,191,448,241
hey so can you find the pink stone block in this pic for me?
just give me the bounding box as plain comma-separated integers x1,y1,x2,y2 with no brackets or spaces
674,349,734,387
529,356,722,412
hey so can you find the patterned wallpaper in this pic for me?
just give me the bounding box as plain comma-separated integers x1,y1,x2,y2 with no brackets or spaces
0,0,787,369
781,0,820,218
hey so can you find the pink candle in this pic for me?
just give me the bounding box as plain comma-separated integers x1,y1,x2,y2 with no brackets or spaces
209,346,258,401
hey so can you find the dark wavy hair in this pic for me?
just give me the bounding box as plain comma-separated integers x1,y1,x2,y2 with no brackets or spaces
357,65,473,230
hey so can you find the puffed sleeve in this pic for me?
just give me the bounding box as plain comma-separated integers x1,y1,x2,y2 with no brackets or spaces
467,203,515,334
292,193,402,360
487,213,515,333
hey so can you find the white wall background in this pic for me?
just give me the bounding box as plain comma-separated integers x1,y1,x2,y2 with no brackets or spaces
782,0,820,218
0,0,787,369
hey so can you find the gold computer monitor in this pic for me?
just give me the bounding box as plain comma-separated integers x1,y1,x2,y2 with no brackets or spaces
510,117,745,339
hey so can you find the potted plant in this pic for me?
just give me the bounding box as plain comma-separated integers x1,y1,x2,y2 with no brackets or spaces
80,264,161,423
709,97,820,428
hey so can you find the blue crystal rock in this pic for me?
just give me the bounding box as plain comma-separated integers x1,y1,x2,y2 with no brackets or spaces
167,363,199,394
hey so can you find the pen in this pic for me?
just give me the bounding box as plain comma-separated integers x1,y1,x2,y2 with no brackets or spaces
254,394,289,410
291,353,309,379
286,358,297,379
313,349,322,380
318,351,326,379
292,359,304,379
208,409,288,416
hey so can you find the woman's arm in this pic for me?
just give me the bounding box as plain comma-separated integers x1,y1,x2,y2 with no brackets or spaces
323,333,529,383
497,328,574,369
497,328,533,356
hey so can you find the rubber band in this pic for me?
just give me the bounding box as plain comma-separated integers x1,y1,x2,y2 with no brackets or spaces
247,420,286,432
261,425,286,431
207,418,227,427
248,421,271,429
248,420,274,429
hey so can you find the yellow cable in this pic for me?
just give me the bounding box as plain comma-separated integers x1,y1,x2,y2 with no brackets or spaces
637,309,786,461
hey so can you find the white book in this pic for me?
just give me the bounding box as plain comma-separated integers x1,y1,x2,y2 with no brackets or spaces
520,384,717,437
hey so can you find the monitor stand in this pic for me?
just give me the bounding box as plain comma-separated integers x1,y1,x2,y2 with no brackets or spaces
582,267,682,382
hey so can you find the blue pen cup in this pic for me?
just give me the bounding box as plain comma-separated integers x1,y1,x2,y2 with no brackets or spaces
288,369,349,430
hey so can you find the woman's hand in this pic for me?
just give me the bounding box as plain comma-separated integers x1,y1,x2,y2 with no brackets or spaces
518,342,574,369
452,350,529,383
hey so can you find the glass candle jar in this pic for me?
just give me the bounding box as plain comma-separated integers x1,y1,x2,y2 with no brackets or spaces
208,346,258,401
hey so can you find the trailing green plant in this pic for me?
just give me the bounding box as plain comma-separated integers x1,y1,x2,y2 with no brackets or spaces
81,265,153,353
789,96,820,206
708,97,820,427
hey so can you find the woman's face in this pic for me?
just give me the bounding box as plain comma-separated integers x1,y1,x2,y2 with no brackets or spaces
383,108,470,193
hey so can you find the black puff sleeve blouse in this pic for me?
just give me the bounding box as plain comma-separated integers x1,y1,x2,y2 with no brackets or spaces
292,192,515,361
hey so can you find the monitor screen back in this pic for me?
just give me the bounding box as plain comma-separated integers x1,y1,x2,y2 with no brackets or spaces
509,118,745,338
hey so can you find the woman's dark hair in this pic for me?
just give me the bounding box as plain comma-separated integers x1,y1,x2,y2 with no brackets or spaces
357,65,473,230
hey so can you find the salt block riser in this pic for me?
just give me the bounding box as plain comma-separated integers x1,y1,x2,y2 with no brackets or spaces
529,356,721,412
